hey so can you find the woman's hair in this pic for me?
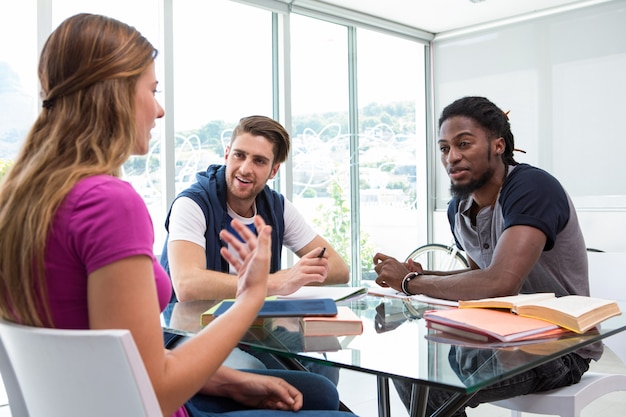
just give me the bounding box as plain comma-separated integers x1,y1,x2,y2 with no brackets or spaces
439,96,518,166
231,115,291,164
0,13,157,326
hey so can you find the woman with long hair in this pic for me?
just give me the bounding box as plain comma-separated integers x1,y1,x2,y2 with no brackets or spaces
0,13,355,417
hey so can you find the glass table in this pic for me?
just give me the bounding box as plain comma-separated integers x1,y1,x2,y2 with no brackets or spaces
162,295,626,417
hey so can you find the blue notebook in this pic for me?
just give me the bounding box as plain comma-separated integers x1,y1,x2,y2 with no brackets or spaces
213,298,338,318
201,298,339,326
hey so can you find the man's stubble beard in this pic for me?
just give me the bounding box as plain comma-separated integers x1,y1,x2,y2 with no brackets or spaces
449,149,495,200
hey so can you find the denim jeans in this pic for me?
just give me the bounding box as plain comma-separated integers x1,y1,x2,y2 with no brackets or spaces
184,369,357,417
163,329,341,384
244,326,341,386
393,346,590,417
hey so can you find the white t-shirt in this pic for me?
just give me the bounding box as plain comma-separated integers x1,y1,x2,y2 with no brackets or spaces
168,196,317,273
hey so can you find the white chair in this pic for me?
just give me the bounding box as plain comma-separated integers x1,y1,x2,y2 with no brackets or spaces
491,251,626,417
0,320,162,417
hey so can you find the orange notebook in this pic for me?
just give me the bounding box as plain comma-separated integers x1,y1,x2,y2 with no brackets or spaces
423,308,569,343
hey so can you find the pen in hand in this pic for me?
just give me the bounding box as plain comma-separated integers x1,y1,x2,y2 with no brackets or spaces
317,247,327,258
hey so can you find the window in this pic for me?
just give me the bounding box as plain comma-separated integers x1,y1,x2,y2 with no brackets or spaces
11,1,431,280
289,15,353,273
52,0,165,251
0,2,37,177
289,15,427,281
356,28,426,278
154,0,274,251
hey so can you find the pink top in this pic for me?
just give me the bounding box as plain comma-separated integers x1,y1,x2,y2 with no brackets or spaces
44,175,188,417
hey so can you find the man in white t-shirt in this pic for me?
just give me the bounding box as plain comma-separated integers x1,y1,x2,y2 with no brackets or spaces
161,116,349,378
160,115,349,303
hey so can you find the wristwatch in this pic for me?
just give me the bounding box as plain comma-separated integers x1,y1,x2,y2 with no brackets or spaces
401,272,422,295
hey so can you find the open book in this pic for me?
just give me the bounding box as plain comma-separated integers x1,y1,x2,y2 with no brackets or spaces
459,293,622,334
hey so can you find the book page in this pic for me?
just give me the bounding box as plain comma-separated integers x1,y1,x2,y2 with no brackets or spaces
367,286,459,307
367,286,410,299
516,295,618,318
459,293,555,309
279,286,367,302
514,295,621,334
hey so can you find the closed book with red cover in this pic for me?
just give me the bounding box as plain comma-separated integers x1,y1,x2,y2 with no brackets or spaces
299,306,363,336
424,308,567,342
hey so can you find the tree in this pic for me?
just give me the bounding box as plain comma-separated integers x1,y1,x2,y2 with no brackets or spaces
312,180,376,277
0,159,13,183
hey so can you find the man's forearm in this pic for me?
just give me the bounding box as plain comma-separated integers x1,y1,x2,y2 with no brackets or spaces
173,269,239,301
324,257,350,284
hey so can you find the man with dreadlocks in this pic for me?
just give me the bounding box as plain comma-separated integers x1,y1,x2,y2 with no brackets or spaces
373,96,600,416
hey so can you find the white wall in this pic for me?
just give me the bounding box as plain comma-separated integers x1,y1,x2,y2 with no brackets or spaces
431,0,626,251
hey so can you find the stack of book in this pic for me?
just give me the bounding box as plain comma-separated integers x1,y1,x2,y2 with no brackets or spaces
201,297,364,337
201,298,338,326
424,293,621,343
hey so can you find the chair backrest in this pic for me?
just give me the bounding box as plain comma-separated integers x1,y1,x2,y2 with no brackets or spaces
587,251,626,364
0,320,162,417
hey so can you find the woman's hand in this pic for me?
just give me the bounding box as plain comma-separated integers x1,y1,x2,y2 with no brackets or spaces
219,216,272,299
204,369,303,411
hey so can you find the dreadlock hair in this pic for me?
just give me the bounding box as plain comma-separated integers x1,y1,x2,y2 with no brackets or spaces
439,96,518,166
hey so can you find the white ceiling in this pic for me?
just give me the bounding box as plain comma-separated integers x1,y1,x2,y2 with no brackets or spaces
307,0,609,34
